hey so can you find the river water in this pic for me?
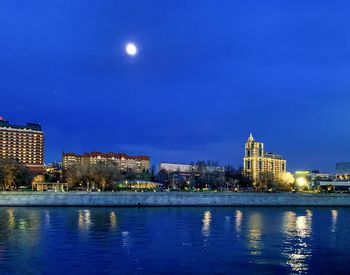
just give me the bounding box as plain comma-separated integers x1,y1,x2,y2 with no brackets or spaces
0,207,349,274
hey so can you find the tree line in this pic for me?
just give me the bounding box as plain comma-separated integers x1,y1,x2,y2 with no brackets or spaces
0,159,34,190
156,162,252,191
64,161,155,191
60,160,296,191
0,159,295,192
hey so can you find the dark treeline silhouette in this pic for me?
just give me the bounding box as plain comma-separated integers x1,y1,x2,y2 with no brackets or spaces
156,161,252,191
64,161,156,191
63,160,252,191
0,159,294,192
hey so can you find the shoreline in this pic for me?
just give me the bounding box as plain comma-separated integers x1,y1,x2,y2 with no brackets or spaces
0,192,350,207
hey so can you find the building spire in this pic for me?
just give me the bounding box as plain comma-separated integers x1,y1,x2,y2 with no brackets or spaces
248,133,254,142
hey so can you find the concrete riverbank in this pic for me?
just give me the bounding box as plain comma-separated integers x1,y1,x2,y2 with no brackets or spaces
0,192,350,206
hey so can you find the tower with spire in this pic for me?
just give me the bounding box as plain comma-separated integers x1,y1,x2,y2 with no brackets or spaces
248,133,254,142
243,134,286,182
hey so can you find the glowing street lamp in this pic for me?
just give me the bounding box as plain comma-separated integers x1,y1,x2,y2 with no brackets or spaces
296,177,308,189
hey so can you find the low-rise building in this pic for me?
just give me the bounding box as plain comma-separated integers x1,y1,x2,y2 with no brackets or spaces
159,162,225,173
62,152,150,173
116,180,162,190
45,162,63,182
294,170,335,189
159,163,195,173
336,162,350,180
32,182,68,192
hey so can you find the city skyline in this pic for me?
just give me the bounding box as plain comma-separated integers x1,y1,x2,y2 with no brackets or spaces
0,115,346,173
2,2,350,274
0,115,342,173
2,1,350,172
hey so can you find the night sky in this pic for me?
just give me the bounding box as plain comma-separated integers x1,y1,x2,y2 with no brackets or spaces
1,1,350,172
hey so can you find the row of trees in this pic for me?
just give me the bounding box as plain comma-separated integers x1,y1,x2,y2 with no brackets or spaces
0,159,295,192
63,160,253,191
156,162,252,190
253,171,295,192
156,161,296,191
64,161,252,191
64,161,155,191
0,159,34,190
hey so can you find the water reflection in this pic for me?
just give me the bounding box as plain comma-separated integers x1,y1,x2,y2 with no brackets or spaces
331,209,338,233
247,213,263,256
235,210,243,234
0,208,41,252
45,210,50,226
7,208,15,229
202,211,212,237
121,231,131,247
79,210,92,230
282,210,312,273
110,211,117,229
0,207,348,274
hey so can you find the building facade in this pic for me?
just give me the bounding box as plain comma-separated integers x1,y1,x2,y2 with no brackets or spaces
243,134,286,182
335,162,350,180
0,117,44,173
159,162,225,173
159,163,195,173
62,152,150,173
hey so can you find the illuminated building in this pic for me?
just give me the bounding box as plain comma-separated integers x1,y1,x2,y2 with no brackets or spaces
243,133,286,182
159,163,195,173
159,162,224,173
294,170,334,189
335,162,350,180
45,162,63,182
116,180,162,190
62,152,150,173
45,162,63,174
0,116,44,173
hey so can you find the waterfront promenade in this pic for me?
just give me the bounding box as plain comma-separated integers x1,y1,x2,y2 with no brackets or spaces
0,192,350,206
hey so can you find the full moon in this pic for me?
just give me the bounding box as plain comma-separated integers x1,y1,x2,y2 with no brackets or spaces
125,43,138,56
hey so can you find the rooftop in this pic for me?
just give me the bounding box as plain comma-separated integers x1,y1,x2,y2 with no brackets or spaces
0,117,42,131
63,152,150,161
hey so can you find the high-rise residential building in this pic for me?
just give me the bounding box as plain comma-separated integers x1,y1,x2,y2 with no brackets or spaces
243,134,286,182
62,152,150,173
0,116,44,173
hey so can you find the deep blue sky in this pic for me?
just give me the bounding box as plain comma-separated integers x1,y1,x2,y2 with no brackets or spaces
1,1,350,172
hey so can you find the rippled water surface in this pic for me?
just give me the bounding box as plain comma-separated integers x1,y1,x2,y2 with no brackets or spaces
0,207,349,274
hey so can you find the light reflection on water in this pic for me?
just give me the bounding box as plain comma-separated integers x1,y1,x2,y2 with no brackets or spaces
282,210,312,273
247,213,263,256
0,207,348,274
44,210,50,226
331,209,338,233
235,210,243,234
7,209,15,229
110,211,117,229
121,231,131,247
79,209,92,230
202,210,212,238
